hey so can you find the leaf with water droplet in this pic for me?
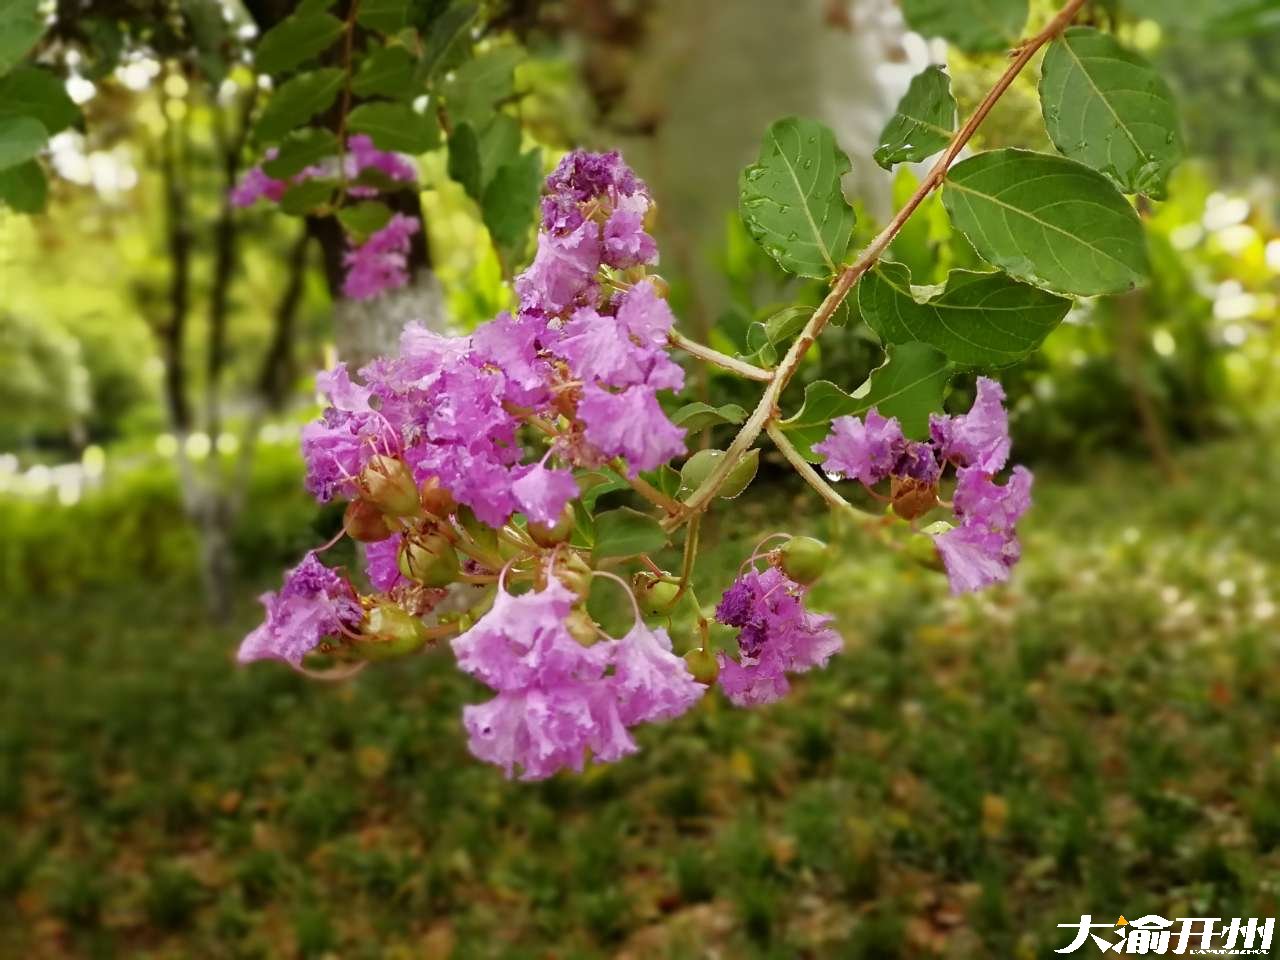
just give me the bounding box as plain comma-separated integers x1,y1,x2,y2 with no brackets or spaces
901,0,1026,54
738,116,855,279
1038,26,1183,199
874,65,957,170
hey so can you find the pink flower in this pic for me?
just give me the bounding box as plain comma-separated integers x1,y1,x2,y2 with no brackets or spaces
577,384,686,476
813,408,906,485
929,376,1010,473
342,213,420,300
511,463,579,527
515,220,601,315
609,624,705,725
364,534,406,592
238,553,363,666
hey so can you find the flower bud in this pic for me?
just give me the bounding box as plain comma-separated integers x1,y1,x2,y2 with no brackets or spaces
907,522,950,572
529,503,575,547
419,476,455,518
683,648,719,685
360,455,420,517
556,552,594,598
353,603,430,660
565,608,600,646
778,536,830,585
343,498,393,542
397,532,460,587
680,448,759,500
634,572,680,615
890,476,939,521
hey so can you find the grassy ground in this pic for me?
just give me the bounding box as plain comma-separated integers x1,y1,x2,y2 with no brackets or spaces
3,440,1280,958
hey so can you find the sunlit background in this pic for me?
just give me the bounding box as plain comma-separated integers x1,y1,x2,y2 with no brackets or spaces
3,1,1280,956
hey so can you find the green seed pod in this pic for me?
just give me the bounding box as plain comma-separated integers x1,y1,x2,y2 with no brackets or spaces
360,454,421,517
556,552,594,598
565,608,600,646
353,603,430,660
680,448,760,500
778,535,830,585
634,572,681,615
529,503,575,547
398,532,460,587
343,498,393,543
683,648,719,685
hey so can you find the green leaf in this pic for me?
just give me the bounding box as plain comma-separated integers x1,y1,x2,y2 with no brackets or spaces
0,68,80,135
420,3,478,80
446,122,482,200
336,200,393,239
0,157,44,212
442,46,521,128
352,45,417,99
356,0,409,34
254,68,343,143
858,261,1071,367
347,101,438,153
781,341,952,457
592,507,668,560
1038,27,1183,199
671,402,748,432
0,114,45,172
762,305,811,344
874,65,956,170
482,148,541,260
254,12,344,75
739,116,855,279
577,470,629,511
900,0,1026,53
942,148,1148,297
279,178,335,215
262,128,338,178
0,0,44,77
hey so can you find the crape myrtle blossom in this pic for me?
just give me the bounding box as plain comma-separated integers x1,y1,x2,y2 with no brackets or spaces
237,552,363,666
231,136,421,300
713,566,842,707
452,579,705,780
814,377,1032,595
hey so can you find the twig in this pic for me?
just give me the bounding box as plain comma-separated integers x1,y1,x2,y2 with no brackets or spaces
668,0,1089,530
668,330,773,382
765,423,873,520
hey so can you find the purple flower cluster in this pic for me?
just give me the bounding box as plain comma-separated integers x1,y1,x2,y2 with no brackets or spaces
713,566,842,707
300,150,685,523
452,580,705,780
237,552,363,666
813,377,1032,594
231,136,421,300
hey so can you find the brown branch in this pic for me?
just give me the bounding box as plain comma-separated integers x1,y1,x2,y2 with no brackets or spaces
256,225,312,410
669,0,1089,529
158,72,193,433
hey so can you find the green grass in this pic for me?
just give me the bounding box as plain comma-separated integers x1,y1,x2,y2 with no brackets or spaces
3,439,1280,957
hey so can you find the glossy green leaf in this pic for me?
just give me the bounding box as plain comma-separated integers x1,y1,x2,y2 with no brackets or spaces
262,128,337,178
763,305,812,344
482,148,542,260
739,116,855,279
874,65,956,170
0,157,44,212
442,46,521,128
347,101,438,153
255,12,344,75
279,178,334,215
858,261,1071,367
781,341,952,457
254,68,343,143
671,402,748,432
943,148,1148,297
352,45,417,99
0,114,45,172
446,122,482,200
577,470,629,511
592,507,668,560
900,0,1026,53
0,0,44,76
356,0,409,34
0,68,80,135
1039,27,1183,199
336,200,392,240
420,3,477,80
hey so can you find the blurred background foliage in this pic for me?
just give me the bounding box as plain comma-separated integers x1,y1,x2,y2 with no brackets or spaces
3,0,1280,956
